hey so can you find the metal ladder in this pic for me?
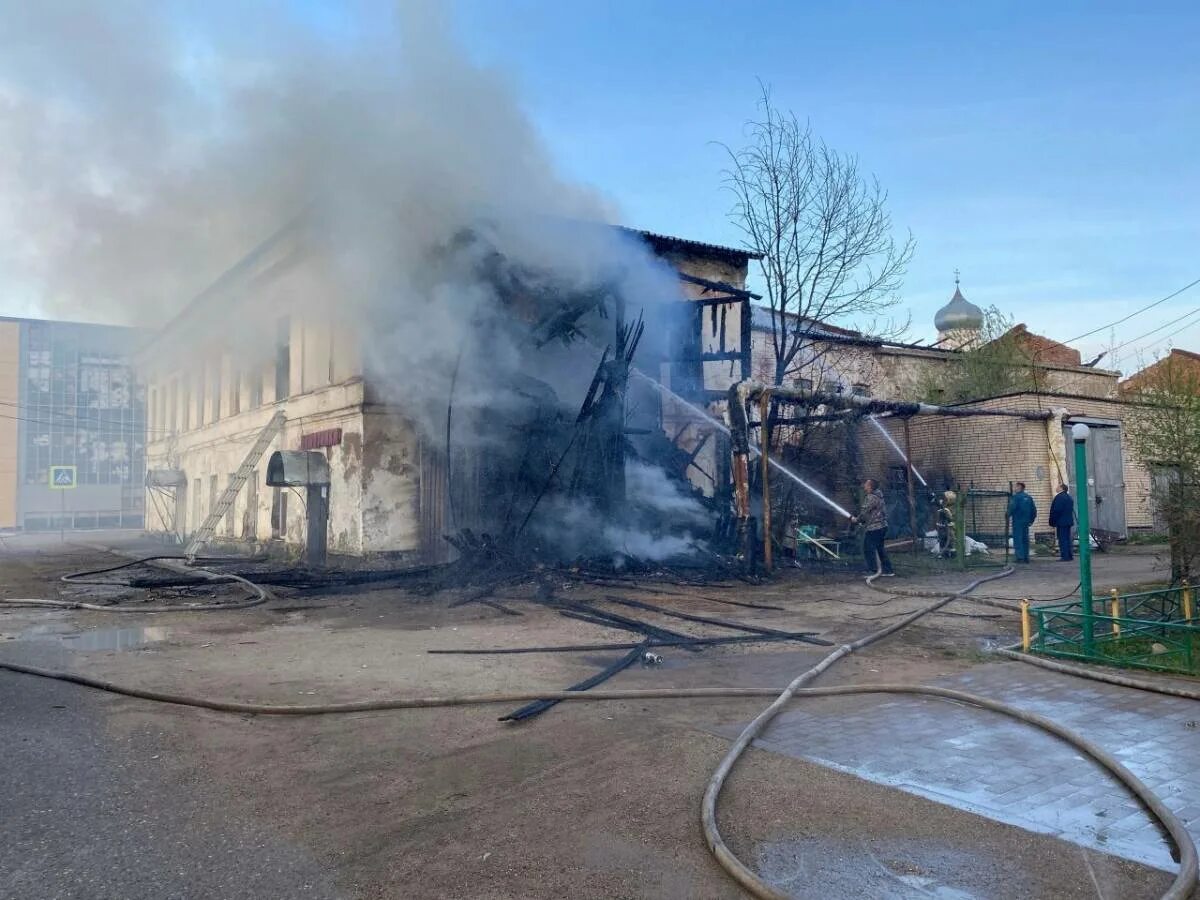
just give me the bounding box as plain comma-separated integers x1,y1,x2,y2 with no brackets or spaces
185,410,286,561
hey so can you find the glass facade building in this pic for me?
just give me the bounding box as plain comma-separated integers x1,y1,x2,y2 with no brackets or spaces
1,317,146,530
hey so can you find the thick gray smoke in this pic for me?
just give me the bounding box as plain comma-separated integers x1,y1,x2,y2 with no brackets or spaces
0,1,710,561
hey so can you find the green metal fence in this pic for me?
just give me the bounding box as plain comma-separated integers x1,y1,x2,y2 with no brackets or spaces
1027,584,1199,676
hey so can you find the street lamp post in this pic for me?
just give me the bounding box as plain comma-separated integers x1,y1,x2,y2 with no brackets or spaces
1072,423,1094,652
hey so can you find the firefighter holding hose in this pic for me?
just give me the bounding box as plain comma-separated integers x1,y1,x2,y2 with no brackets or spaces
851,478,895,577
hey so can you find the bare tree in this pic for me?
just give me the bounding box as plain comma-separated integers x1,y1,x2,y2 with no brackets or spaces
722,87,913,400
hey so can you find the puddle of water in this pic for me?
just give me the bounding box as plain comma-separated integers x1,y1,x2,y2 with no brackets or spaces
758,837,998,899
14,624,170,651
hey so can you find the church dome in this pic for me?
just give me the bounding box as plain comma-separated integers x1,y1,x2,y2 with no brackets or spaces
934,283,983,333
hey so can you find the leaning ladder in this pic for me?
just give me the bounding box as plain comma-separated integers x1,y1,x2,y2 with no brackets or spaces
184,410,286,562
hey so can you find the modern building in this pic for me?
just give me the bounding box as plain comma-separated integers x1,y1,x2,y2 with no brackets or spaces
0,316,146,531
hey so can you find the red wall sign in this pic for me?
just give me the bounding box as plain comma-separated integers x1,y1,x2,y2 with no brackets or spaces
300,428,343,450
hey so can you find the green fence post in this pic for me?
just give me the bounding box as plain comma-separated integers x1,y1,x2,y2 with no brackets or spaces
955,487,966,571
1073,423,1094,653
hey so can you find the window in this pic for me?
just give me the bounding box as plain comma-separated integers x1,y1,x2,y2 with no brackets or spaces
250,365,263,409
211,360,222,421
852,382,871,397
224,474,236,536
275,317,291,401
244,470,258,539
196,366,206,426
209,475,219,523
270,486,288,539
793,377,814,392
889,465,907,489
182,375,191,430
149,387,157,431
230,364,241,416
192,478,201,533
328,327,336,384
169,379,178,433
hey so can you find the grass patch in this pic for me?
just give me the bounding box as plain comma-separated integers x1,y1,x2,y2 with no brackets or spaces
1038,628,1200,677
1124,531,1170,546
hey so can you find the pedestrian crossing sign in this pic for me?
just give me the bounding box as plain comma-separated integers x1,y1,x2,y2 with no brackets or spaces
49,466,76,489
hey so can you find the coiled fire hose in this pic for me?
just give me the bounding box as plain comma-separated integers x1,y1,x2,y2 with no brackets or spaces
1,556,269,613
0,567,1195,897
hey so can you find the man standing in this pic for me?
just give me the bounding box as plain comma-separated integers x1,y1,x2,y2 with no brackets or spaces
1048,484,1075,562
935,491,956,558
1008,481,1038,563
852,478,895,577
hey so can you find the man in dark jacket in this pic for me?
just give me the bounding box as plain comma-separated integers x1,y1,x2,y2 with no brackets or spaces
1048,484,1075,561
1007,482,1038,563
852,478,894,576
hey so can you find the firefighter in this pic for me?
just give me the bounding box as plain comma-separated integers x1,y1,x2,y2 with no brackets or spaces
851,478,894,577
936,491,956,558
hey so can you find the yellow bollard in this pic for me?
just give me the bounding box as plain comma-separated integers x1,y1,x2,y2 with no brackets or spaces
1020,599,1032,652
1110,589,1121,637
1183,579,1193,623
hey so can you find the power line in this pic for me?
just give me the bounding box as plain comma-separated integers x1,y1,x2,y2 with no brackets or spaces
0,398,171,434
0,409,148,434
1059,275,1200,346
1105,302,1200,362
1112,312,1200,368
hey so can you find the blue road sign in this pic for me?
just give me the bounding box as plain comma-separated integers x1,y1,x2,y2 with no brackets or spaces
49,466,77,489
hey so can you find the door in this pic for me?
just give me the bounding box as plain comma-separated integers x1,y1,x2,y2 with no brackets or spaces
1064,423,1127,537
244,471,258,540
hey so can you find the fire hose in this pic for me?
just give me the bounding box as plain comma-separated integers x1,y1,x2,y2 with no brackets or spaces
0,569,1195,897
1,556,270,612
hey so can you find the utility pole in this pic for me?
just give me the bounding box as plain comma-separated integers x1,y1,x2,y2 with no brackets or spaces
1072,423,1094,652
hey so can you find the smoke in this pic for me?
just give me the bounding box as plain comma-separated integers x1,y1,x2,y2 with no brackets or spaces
534,462,710,563
0,1,707,558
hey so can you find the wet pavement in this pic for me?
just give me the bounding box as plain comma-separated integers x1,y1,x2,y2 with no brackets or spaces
757,836,1006,899
718,662,1199,871
14,623,171,651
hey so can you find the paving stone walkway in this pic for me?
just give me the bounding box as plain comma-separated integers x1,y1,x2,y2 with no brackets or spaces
717,662,1200,870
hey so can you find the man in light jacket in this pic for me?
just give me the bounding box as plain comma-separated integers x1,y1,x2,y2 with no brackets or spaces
1048,484,1075,562
1007,481,1038,563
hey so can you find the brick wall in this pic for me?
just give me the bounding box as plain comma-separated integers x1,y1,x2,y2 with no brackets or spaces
855,393,1156,535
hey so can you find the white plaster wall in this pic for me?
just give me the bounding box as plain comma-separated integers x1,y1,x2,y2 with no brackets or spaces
359,411,423,554
145,378,368,554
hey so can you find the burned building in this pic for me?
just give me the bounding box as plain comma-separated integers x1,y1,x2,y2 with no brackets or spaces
141,220,756,562
0,316,145,531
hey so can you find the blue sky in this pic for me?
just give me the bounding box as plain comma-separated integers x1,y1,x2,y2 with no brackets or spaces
4,1,1196,373
452,0,1200,369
